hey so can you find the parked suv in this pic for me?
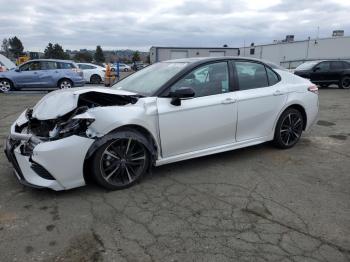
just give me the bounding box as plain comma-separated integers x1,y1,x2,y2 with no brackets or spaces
294,60,350,88
0,59,84,93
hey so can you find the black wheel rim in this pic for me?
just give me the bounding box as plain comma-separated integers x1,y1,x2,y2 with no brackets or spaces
280,113,303,146
100,138,147,186
342,77,350,88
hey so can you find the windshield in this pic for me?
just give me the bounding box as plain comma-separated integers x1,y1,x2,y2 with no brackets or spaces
112,62,188,96
296,61,320,70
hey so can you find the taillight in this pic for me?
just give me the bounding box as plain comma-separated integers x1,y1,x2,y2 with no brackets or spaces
72,68,83,76
308,85,318,94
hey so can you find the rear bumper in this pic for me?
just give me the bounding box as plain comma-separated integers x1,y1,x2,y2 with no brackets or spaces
73,79,85,87
4,121,94,191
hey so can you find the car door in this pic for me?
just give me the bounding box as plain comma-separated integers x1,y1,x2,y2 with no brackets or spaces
40,61,58,87
234,61,287,141
329,61,345,81
16,61,43,88
310,61,331,82
157,61,238,157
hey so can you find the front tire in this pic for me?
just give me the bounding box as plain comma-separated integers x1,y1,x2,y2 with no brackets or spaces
0,79,13,93
90,74,102,85
58,79,73,89
91,131,150,190
339,76,350,89
273,108,304,149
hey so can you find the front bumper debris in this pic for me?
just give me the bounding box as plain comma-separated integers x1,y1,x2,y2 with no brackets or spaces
4,119,95,191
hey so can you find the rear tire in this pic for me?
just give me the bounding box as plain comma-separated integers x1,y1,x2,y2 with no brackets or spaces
273,108,304,149
90,74,102,85
58,79,73,89
0,79,13,93
91,130,151,190
339,76,350,89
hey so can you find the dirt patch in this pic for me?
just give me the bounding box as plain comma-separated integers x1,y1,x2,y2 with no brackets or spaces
47,232,105,262
317,120,335,127
329,135,347,141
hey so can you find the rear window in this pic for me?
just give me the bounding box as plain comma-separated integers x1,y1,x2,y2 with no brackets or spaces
57,62,75,69
41,61,57,70
266,67,280,85
331,61,344,70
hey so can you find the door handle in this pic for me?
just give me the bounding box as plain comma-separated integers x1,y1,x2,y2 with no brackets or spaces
273,90,285,96
221,98,237,104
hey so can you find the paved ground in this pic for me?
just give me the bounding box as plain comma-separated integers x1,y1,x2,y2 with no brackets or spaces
0,87,349,262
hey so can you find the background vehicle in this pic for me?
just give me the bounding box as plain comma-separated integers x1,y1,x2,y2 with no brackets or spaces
77,63,105,84
0,59,84,92
0,54,16,71
111,63,131,72
294,60,350,88
0,61,7,72
132,61,145,71
5,57,318,191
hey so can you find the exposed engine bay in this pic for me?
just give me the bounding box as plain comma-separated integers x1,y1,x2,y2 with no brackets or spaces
19,91,139,140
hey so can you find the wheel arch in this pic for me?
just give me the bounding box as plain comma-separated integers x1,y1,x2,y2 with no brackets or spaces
90,74,102,81
83,124,159,184
274,103,307,134
57,77,73,87
0,77,15,88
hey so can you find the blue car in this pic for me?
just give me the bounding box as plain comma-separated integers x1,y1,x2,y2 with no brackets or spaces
0,59,85,93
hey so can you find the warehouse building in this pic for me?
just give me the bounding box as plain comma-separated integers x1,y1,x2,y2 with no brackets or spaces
239,31,350,69
150,46,239,63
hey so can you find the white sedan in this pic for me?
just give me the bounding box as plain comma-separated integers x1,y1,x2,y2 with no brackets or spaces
111,63,131,72
77,63,105,84
5,57,319,190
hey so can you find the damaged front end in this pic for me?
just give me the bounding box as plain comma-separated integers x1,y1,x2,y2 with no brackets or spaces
4,89,140,190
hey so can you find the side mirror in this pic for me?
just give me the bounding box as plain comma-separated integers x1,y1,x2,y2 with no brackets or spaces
169,87,195,106
15,67,20,72
313,66,320,72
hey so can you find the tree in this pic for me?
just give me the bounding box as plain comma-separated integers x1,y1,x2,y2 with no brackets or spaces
44,43,69,59
94,45,105,63
132,51,140,62
1,38,10,57
44,43,54,58
52,43,69,59
74,51,93,63
8,36,24,58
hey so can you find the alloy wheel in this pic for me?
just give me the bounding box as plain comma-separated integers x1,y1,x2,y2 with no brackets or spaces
99,138,147,187
0,80,11,92
279,113,303,146
60,80,72,89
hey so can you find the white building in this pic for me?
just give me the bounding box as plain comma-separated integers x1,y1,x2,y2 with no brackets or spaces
239,33,350,69
150,46,239,64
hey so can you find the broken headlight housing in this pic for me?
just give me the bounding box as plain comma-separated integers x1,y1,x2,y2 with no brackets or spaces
56,118,95,138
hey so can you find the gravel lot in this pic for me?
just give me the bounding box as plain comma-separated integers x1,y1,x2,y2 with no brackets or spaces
0,87,349,261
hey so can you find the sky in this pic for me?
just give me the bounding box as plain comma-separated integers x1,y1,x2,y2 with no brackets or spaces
0,0,349,52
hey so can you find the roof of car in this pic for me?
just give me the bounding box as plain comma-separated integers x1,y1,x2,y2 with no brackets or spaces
29,59,75,63
163,56,286,70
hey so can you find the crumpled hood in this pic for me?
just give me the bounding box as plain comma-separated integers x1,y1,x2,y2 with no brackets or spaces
32,87,137,120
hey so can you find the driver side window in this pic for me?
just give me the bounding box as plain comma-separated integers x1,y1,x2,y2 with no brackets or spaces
20,61,41,71
171,62,229,97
